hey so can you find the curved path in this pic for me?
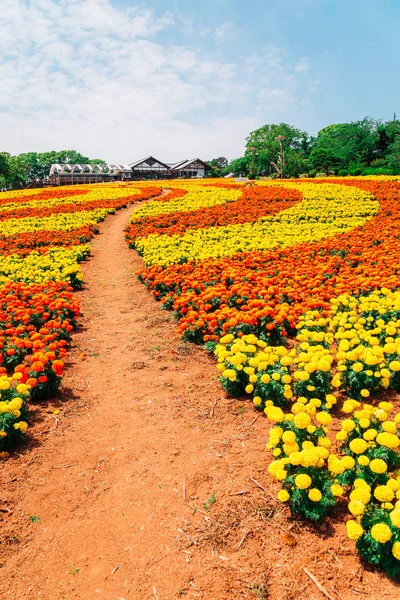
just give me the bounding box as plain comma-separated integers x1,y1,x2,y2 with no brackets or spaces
0,201,395,600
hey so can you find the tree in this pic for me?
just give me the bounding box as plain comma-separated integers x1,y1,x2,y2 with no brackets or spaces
0,150,107,188
245,123,312,177
309,146,342,176
225,156,250,177
207,157,229,177
316,118,381,168
0,152,10,186
386,137,400,173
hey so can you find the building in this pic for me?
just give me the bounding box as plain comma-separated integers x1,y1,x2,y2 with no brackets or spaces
129,156,170,179
48,163,132,185
47,156,210,185
168,159,207,178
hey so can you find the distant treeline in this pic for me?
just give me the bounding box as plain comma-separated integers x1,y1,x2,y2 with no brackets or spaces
0,150,105,189
207,117,400,178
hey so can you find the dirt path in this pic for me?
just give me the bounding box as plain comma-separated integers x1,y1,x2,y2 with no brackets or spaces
0,202,397,600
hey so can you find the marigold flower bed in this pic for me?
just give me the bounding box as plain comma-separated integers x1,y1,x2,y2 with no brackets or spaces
0,183,161,457
126,176,400,576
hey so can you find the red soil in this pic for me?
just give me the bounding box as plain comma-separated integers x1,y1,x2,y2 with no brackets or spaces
0,200,398,600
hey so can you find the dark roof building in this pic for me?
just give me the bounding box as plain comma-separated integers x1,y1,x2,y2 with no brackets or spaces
48,156,209,185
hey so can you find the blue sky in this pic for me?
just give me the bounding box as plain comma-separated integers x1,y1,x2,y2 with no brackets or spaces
1,0,399,162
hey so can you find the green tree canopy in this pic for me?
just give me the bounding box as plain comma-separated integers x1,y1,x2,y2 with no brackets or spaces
245,123,313,177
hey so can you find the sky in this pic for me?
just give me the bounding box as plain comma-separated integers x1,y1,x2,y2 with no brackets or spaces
1,0,399,163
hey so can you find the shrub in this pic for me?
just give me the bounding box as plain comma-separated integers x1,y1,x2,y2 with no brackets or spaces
307,170,316,178
338,169,348,177
362,167,394,176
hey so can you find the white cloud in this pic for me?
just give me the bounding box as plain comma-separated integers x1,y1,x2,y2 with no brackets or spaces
213,21,237,43
0,0,312,161
294,57,310,73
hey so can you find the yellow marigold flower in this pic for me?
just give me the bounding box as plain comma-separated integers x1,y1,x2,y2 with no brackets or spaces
363,428,377,441
277,489,290,502
289,452,301,465
376,432,400,449
318,361,331,373
382,421,397,433
346,520,364,541
371,523,392,543
326,394,337,405
343,399,360,414
350,487,371,504
280,356,292,367
348,500,366,516
342,419,356,432
266,406,285,423
379,401,394,413
275,469,287,481
360,389,370,398
331,483,343,497
390,510,400,528
388,479,400,492
349,438,368,454
295,474,312,489
282,430,296,444
308,488,322,502
374,486,395,503
283,388,293,400
293,412,311,429
253,396,262,406
273,448,282,457
283,442,299,455
375,409,388,421
354,478,371,490
352,363,363,373
316,412,332,425
342,456,356,470
369,458,388,474
358,455,370,467
318,437,332,449
358,418,370,429
392,541,400,561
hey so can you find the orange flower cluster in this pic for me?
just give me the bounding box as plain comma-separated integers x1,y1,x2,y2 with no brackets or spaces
151,187,188,203
0,227,95,257
136,179,400,344
0,187,91,206
0,281,78,399
126,185,301,242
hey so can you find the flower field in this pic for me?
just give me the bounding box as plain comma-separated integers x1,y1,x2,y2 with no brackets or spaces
126,176,400,576
0,183,160,456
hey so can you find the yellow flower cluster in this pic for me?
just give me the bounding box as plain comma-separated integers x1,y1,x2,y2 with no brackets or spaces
0,246,89,286
0,375,31,449
131,184,242,223
0,209,113,237
135,182,378,266
0,185,140,213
